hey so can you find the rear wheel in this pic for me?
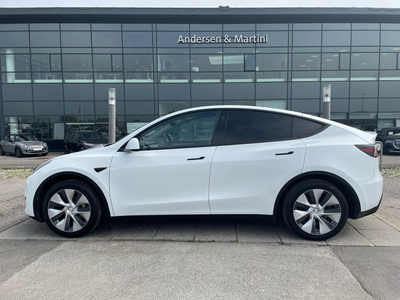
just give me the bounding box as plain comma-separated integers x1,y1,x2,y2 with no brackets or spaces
283,179,348,241
15,147,24,158
42,180,102,238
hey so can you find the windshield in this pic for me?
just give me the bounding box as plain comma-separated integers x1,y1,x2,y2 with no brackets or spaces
15,135,38,142
80,132,105,140
387,130,400,136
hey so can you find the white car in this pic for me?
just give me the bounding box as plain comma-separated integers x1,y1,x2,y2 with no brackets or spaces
25,106,383,240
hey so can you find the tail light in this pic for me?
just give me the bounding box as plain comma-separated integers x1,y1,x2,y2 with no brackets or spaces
355,144,378,158
355,143,383,171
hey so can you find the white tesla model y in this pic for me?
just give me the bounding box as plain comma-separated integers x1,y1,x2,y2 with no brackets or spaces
25,106,383,240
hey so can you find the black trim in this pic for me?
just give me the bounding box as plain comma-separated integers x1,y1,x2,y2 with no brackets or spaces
211,110,228,146
275,151,294,156
94,167,107,173
356,194,383,219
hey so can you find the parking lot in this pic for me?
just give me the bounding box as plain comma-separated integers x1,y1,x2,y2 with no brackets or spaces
0,152,399,246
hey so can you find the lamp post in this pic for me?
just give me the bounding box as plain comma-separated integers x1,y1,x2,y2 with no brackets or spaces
323,84,331,120
108,88,116,144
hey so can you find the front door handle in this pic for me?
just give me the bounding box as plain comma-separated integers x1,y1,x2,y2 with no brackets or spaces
187,156,205,161
275,151,294,156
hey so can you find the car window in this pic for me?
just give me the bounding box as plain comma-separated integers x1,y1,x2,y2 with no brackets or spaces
224,110,293,145
80,132,104,140
387,130,400,136
292,117,326,138
138,111,220,150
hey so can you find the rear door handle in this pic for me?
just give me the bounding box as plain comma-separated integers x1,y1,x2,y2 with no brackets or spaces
187,156,205,161
275,151,294,156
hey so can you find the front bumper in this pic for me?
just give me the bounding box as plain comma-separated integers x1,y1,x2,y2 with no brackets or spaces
22,147,49,155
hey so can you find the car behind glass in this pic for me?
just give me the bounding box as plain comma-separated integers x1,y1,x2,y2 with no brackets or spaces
0,134,48,157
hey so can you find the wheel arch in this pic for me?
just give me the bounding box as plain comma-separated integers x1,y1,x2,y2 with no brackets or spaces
273,171,361,222
33,172,111,223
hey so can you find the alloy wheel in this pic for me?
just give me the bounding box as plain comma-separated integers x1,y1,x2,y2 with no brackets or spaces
47,188,91,232
293,189,342,236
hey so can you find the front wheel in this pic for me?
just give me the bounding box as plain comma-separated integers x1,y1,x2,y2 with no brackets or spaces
42,180,102,238
15,147,24,158
283,179,348,241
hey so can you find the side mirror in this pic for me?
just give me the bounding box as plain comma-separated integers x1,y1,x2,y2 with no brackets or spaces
125,138,140,152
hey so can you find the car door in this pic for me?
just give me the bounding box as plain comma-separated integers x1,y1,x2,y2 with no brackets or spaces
109,110,221,216
6,135,16,153
209,110,307,215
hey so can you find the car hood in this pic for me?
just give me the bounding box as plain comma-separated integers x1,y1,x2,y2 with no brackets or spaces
16,141,45,146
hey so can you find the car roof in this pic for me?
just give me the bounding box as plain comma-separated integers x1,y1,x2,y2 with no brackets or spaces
381,127,400,130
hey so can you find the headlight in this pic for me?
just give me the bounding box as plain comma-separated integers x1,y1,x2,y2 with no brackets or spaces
31,159,52,175
20,143,28,148
43,143,48,148
385,140,395,144
83,142,94,147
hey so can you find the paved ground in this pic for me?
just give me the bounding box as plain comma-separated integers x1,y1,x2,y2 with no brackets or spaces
0,153,399,299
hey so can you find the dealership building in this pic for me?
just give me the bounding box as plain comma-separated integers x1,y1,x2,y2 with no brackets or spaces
1,7,400,149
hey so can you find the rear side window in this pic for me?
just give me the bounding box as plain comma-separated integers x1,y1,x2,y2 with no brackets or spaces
224,110,293,145
292,117,326,138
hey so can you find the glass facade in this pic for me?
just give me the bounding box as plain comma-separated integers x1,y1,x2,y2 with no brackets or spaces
1,20,400,148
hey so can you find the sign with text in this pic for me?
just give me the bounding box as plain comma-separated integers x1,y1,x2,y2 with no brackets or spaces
178,34,268,44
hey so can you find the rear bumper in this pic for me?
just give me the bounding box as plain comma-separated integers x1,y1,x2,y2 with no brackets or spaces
356,194,383,219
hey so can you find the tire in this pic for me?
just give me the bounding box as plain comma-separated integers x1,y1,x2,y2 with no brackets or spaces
79,146,85,151
42,180,103,238
282,179,348,241
15,147,24,158
0,145,5,156
63,144,69,154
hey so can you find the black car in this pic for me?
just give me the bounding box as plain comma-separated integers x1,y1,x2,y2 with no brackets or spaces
63,131,108,153
376,127,400,154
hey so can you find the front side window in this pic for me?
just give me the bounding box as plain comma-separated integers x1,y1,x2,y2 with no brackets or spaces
137,111,220,150
224,110,293,145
